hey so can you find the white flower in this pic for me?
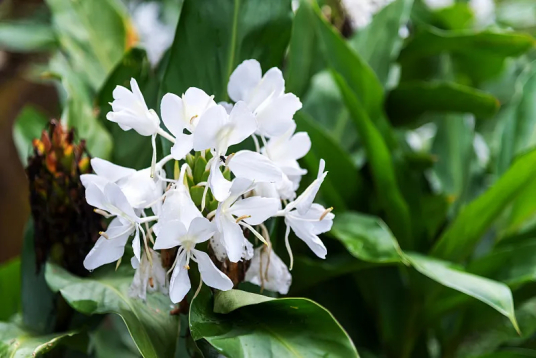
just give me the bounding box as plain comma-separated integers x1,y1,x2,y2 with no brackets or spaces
83,183,144,269
161,88,216,160
107,78,160,136
81,158,163,210
214,179,279,262
227,59,302,137
288,159,327,216
194,103,283,201
129,249,168,301
245,247,291,295
154,217,233,303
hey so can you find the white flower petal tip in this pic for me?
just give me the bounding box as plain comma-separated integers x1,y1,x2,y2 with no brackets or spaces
245,247,292,295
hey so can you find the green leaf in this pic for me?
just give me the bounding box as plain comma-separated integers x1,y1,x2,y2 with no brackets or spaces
386,82,500,126
432,148,536,261
0,22,56,52
12,106,48,166
96,48,154,169
331,212,405,264
294,111,364,211
46,0,129,91
45,263,178,358
0,259,21,321
331,71,412,247
406,252,519,333
348,0,414,85
313,3,395,147
0,319,77,358
190,287,359,357
161,0,293,101
90,315,140,358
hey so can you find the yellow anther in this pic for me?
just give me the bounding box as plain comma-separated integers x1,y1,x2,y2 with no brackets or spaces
190,114,198,124
184,264,190,270
235,215,251,223
319,207,333,221
100,231,110,240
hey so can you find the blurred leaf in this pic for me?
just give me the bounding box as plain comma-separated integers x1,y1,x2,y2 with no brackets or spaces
331,212,405,264
295,111,364,211
90,315,140,358
332,71,412,247
432,149,536,261
190,286,359,357
312,2,395,147
12,106,49,166
162,0,292,101
46,0,129,91
0,318,77,358
45,263,178,358
386,82,500,126
0,258,21,321
348,0,414,85
406,252,519,332
0,22,56,52
96,48,154,169
433,4,474,30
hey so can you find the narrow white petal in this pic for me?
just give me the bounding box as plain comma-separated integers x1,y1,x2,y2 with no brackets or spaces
209,160,232,202
193,249,233,291
132,226,141,262
161,93,186,136
219,213,246,263
286,216,327,259
227,59,262,103
169,253,191,303
229,150,283,183
91,158,135,182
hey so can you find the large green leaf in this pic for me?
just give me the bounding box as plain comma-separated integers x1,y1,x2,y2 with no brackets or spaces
0,22,56,52
46,0,128,90
386,82,500,126
161,0,293,101
406,253,519,332
295,111,364,211
96,48,155,170
0,259,21,321
0,318,77,358
45,263,178,358
331,212,405,264
332,71,412,246
312,2,395,147
348,0,414,86
12,106,49,166
189,287,359,357
432,149,536,261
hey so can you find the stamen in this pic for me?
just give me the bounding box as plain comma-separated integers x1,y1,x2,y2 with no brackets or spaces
150,134,157,178
319,207,334,221
225,153,235,167
94,209,113,218
251,134,261,153
140,226,153,267
239,222,268,245
190,114,198,124
235,214,251,223
284,225,294,271
115,257,122,271
99,231,110,240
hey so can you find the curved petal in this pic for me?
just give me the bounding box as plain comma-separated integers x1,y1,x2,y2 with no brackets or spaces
193,105,228,151
159,185,202,228
193,249,233,291
83,218,133,270
183,87,216,129
132,226,141,262
286,217,327,259
161,93,186,136
188,217,216,244
227,101,256,146
209,160,232,202
247,67,285,111
218,212,246,263
227,59,262,103
170,133,194,160
104,183,138,219
130,78,147,110
80,174,109,191
257,93,301,137
169,253,191,303
118,170,158,209
229,150,282,183
85,183,107,211
154,219,188,250
91,158,135,182
228,197,279,225
288,132,311,160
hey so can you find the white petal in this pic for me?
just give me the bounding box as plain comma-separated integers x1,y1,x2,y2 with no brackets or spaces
80,174,108,191
154,219,188,250
247,67,285,111
132,226,141,262
227,59,262,103
159,185,202,228
161,93,186,136
104,183,138,219
228,197,279,225
85,184,107,211
209,159,232,202
170,133,194,160
294,159,327,215
219,101,234,114
169,253,191,303
91,158,135,182
288,132,311,160
229,150,283,183
229,177,255,198
257,94,301,137
130,78,147,109
286,216,327,259
193,249,233,291
245,247,291,294
218,212,246,263
118,170,158,209
188,217,216,244
183,87,216,129
83,218,133,270
193,105,228,151
301,203,334,234
226,101,256,146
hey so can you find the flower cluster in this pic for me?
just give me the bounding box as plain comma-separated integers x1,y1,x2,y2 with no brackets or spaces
81,59,334,302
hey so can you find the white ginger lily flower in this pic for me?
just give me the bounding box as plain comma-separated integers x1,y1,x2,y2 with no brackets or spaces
194,103,283,201
245,246,291,295
161,88,216,160
83,183,153,269
129,249,168,301
227,59,302,137
214,178,279,263
81,158,163,210
154,217,233,303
